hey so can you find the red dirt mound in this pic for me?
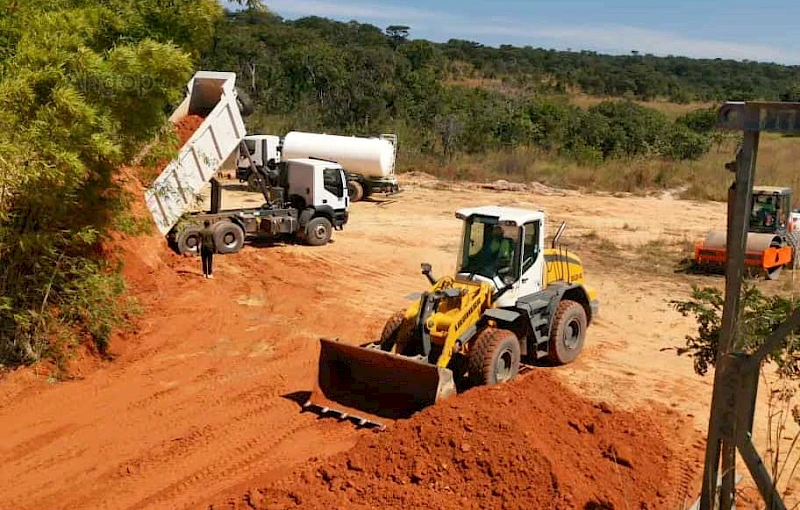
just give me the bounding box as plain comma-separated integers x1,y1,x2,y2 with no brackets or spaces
214,371,704,510
175,114,205,146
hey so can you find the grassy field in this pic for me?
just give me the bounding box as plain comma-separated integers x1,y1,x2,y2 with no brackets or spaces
399,131,800,205
568,93,715,119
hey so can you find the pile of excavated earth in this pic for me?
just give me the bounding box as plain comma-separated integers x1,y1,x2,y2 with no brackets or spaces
213,371,703,510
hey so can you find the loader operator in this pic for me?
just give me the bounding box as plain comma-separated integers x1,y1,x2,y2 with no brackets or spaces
481,225,514,278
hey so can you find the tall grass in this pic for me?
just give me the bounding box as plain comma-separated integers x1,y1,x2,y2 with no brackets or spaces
398,133,800,204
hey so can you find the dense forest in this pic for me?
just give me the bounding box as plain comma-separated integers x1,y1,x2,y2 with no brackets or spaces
200,8,798,166
1,0,799,369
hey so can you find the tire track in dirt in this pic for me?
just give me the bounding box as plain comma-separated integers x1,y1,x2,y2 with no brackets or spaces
0,184,748,510
0,245,377,510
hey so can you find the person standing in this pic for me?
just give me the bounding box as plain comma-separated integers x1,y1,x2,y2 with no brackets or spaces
200,220,215,279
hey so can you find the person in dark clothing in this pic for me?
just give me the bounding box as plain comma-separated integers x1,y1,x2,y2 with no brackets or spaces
199,220,215,279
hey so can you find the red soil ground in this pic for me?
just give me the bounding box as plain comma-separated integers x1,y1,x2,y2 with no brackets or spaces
213,371,704,510
0,113,710,510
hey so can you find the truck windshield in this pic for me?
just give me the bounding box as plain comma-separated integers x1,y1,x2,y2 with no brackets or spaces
457,216,520,281
244,139,257,155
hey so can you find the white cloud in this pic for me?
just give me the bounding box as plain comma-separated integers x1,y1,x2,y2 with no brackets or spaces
251,0,799,64
462,23,799,64
257,0,438,22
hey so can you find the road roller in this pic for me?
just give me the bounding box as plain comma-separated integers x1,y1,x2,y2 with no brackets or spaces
694,186,800,280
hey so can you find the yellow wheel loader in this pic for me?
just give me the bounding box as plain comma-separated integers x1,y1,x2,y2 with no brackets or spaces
305,206,599,429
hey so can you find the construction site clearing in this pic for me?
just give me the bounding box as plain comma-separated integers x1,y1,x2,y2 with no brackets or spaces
2,74,800,510
2,168,797,509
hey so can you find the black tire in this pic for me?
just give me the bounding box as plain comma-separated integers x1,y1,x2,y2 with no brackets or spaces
549,300,587,364
304,217,332,246
348,180,364,202
176,225,202,256
379,310,407,351
468,328,521,386
787,231,800,268
212,221,245,254
236,88,255,117
247,172,261,192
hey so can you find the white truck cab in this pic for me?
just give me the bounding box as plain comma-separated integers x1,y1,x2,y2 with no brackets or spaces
237,134,281,172
286,158,349,224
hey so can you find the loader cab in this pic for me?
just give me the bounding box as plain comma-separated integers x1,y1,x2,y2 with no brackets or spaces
455,206,546,308
749,187,791,234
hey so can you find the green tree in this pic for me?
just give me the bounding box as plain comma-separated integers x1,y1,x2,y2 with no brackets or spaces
0,0,221,367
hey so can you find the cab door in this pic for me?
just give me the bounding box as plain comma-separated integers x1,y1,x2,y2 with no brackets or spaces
319,166,348,211
518,219,544,297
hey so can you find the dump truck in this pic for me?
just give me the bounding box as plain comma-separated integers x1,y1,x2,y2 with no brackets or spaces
305,205,598,428
144,71,350,255
694,186,800,279
235,131,400,202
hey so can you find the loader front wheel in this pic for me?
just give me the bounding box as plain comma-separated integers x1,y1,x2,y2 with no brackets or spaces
549,300,587,365
379,310,407,352
468,328,520,386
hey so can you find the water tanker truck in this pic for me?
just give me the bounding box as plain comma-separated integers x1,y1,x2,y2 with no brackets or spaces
145,71,350,255
236,131,400,202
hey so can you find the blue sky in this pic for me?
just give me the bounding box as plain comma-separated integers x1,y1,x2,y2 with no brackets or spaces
224,1,800,64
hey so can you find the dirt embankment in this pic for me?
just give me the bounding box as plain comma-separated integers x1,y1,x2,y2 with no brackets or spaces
214,371,703,510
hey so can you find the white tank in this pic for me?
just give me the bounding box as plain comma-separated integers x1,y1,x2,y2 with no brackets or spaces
281,131,396,179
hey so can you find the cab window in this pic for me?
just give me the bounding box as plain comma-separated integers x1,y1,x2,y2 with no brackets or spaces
323,168,344,197
522,220,540,273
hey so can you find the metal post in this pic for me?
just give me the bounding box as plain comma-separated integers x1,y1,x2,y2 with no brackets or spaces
700,130,758,510
698,101,800,510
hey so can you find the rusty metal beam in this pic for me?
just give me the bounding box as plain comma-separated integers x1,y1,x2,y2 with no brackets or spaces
716,101,800,134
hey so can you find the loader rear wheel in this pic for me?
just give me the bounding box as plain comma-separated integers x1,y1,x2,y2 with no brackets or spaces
549,300,587,365
468,328,520,386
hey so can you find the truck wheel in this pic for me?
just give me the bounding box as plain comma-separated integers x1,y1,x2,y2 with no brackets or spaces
213,221,245,254
247,172,261,192
176,225,202,256
549,300,587,364
304,217,332,246
468,328,520,386
348,180,364,202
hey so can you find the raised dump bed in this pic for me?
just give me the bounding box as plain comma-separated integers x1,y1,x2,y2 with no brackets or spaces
145,71,247,236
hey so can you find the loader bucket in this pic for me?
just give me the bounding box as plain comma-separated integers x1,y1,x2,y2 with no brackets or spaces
305,338,457,429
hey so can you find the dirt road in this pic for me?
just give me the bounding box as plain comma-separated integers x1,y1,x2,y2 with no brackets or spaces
0,175,792,509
